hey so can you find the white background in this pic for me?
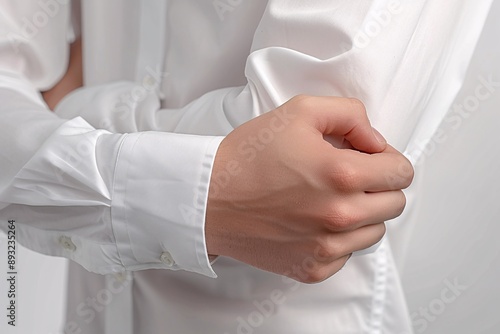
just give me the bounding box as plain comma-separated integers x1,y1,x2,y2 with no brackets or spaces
0,1,499,333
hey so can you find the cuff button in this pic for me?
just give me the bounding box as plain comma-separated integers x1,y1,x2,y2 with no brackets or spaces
160,251,175,267
59,235,76,252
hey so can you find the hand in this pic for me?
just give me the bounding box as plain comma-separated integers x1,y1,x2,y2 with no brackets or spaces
205,95,413,283
42,37,83,110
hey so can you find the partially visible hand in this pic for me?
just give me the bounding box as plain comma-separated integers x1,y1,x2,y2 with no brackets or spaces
206,95,413,283
42,37,83,110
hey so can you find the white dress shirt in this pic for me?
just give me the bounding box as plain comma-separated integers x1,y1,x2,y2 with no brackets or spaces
0,0,493,333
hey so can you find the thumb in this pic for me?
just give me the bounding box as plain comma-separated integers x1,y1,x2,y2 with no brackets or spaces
305,96,387,153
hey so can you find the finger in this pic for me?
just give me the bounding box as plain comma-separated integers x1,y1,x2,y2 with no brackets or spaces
323,190,405,232
354,191,406,228
316,223,386,263
288,96,387,154
298,254,352,283
329,145,414,192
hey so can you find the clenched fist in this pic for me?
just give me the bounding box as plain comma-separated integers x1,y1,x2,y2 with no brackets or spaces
205,95,413,283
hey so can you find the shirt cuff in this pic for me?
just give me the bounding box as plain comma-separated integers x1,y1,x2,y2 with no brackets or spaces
111,131,223,278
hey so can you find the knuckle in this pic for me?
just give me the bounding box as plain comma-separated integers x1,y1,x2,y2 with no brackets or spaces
323,201,360,230
347,98,367,116
298,256,352,284
301,267,330,284
292,94,309,101
315,237,342,260
290,94,313,109
306,259,349,284
329,161,360,192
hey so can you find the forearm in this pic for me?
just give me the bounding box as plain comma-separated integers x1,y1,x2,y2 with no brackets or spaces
0,72,223,276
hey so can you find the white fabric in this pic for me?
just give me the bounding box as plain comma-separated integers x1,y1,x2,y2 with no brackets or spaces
0,0,222,278
397,2,500,331
0,0,493,333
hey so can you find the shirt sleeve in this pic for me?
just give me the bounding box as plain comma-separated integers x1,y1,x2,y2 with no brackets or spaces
55,0,493,152
0,2,222,277
53,0,493,263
